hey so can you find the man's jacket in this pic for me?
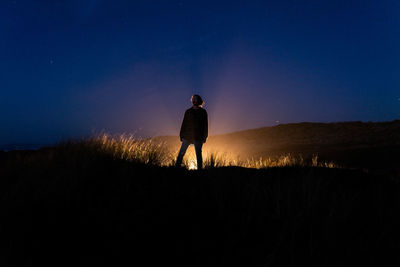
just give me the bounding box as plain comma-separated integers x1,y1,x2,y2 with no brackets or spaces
179,107,208,143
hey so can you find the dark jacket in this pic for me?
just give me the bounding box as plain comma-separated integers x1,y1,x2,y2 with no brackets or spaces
179,107,208,143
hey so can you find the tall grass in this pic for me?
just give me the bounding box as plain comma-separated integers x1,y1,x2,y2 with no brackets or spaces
57,134,337,169
242,154,337,169
58,134,172,166
202,152,337,169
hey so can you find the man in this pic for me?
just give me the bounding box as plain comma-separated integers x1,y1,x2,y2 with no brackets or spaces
176,94,208,170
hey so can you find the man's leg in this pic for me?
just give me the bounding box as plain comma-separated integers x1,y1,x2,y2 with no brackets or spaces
176,139,190,167
194,141,203,170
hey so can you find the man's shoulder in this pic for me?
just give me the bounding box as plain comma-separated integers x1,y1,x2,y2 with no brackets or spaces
186,107,207,114
200,107,207,115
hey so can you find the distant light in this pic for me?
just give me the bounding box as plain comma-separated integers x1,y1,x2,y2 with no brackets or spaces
188,161,196,170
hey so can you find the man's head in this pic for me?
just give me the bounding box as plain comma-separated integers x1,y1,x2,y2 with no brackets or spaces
191,94,204,107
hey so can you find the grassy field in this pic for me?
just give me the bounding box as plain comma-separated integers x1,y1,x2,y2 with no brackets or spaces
0,131,399,266
50,134,337,169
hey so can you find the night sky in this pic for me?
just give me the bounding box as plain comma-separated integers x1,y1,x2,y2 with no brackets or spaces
1,0,399,146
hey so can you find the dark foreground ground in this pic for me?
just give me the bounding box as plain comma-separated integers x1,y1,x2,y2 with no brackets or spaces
0,149,400,266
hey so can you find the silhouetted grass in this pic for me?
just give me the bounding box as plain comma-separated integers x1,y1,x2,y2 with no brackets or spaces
57,134,172,166
54,134,338,170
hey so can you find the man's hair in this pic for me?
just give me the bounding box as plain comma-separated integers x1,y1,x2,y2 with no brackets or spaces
191,94,204,107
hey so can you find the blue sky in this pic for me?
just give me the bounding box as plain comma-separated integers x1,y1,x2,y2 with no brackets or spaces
1,0,399,145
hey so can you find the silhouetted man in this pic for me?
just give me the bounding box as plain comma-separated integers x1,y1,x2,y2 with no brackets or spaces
176,94,208,170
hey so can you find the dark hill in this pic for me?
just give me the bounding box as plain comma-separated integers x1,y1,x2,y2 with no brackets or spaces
157,120,400,171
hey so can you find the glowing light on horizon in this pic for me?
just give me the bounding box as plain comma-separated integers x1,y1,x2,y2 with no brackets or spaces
188,161,197,170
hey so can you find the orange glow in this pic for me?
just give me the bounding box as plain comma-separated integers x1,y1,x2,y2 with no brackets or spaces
188,160,197,170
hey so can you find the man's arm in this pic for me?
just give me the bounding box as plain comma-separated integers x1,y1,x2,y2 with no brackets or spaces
203,110,208,143
179,111,188,141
